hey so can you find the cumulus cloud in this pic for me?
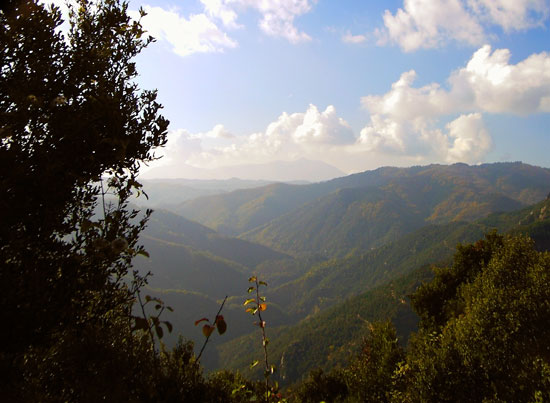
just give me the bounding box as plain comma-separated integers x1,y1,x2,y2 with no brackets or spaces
148,45,549,175
135,6,237,57
358,45,550,163
154,105,354,171
450,45,550,114
342,31,367,44
357,112,492,163
362,46,550,118
378,0,486,51
444,113,492,162
378,0,549,51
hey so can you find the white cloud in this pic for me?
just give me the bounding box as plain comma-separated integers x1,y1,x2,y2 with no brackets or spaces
147,45,549,176
378,0,549,51
450,45,550,114
211,0,316,43
379,0,486,51
358,46,550,162
342,31,367,44
444,113,492,162
192,124,235,139
201,0,242,29
468,0,549,32
362,46,550,117
135,6,237,57
357,113,492,163
152,105,354,172
292,105,355,144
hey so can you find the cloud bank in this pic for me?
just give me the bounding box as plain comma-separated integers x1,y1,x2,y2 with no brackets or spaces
146,45,550,176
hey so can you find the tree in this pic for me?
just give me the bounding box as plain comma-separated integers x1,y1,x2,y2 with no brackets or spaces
1,0,170,399
397,233,550,402
346,320,404,403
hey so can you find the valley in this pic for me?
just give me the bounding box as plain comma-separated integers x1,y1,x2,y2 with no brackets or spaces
132,162,550,385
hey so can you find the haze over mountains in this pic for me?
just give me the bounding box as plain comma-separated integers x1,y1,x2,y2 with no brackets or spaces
133,161,550,381
140,158,345,182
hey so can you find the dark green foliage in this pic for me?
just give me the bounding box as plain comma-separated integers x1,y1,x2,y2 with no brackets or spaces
266,221,485,318
217,265,431,386
398,234,550,402
0,0,218,399
292,368,348,403
410,231,504,332
346,321,404,402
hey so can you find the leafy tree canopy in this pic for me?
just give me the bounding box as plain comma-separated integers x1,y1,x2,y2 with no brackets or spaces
0,0,173,399
398,233,550,402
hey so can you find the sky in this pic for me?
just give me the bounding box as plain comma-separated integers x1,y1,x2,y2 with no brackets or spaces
50,0,550,180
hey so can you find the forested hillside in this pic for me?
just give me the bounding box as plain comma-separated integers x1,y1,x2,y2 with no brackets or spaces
216,198,550,387
130,164,550,376
171,163,550,258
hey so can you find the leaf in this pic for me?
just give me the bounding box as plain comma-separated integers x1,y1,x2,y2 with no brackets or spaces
245,308,256,314
132,316,149,331
166,306,174,312
202,324,215,337
137,249,150,258
259,281,268,287
248,276,257,283
216,316,227,335
243,298,255,306
163,321,173,333
195,317,209,326
259,303,267,311
145,295,151,302
155,324,163,339
247,286,255,293
155,304,161,310
81,219,92,232
250,360,259,368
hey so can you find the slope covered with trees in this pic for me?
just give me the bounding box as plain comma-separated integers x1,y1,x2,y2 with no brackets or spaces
176,163,550,249
243,163,549,257
216,199,550,387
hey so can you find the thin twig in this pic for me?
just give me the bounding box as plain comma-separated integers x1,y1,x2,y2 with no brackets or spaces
195,295,228,365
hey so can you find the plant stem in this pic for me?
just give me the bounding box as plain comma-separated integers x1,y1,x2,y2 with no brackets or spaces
196,295,228,364
255,278,270,402
137,289,157,354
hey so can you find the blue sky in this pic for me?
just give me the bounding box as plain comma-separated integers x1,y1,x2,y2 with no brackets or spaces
85,1,550,179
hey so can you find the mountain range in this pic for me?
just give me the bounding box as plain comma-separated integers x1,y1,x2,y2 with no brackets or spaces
132,161,550,381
